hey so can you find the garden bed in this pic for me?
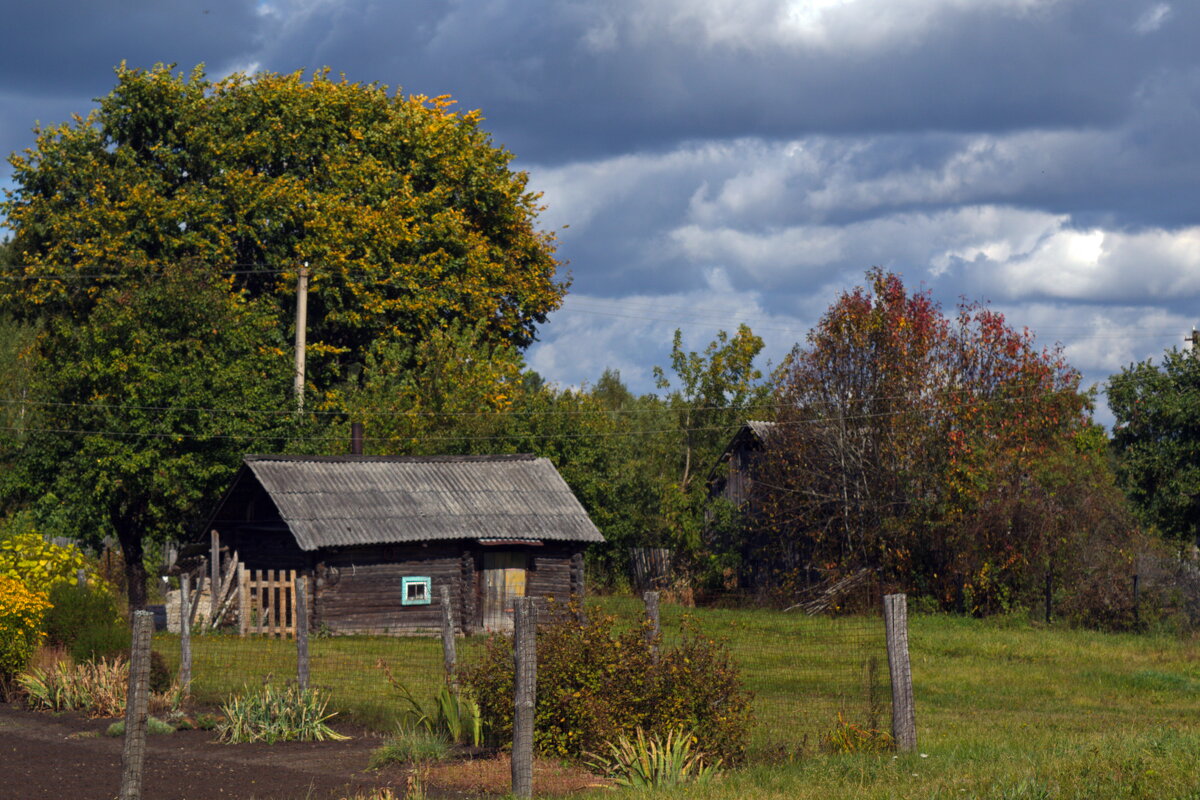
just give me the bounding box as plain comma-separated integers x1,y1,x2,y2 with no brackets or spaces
0,701,600,799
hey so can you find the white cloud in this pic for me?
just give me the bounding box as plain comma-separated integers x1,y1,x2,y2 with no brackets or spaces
1135,3,1172,34
617,0,1067,51
987,225,1200,302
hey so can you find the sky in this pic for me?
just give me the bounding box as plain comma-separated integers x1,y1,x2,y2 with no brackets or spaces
2,0,1199,423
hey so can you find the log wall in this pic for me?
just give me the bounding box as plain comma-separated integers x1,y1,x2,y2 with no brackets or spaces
314,544,465,634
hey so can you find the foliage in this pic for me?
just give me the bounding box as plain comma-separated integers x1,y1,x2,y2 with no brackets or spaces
381,663,482,747
0,63,565,607
369,728,454,769
43,580,122,649
3,265,297,608
0,575,50,679
751,269,1123,612
586,726,721,788
149,651,174,695
217,683,349,743
818,712,894,754
0,531,103,595
654,324,769,492
70,619,131,664
1108,347,1200,545
653,326,770,568
460,606,753,764
1,62,564,372
342,321,526,455
19,656,129,717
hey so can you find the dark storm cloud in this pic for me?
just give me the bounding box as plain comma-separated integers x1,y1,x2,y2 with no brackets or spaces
252,0,1198,162
0,0,260,99
2,0,1199,403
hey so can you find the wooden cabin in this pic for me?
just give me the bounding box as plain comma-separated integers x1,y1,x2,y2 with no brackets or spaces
707,420,778,507
202,453,603,635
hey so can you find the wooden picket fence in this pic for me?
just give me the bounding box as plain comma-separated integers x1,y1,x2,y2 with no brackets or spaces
237,565,299,638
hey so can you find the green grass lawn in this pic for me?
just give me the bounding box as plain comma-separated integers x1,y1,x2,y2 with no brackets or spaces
159,600,1200,799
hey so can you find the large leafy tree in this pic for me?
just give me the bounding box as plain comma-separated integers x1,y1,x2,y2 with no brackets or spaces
0,64,566,605
6,267,295,609
1109,348,1200,546
752,269,1110,610
2,64,565,391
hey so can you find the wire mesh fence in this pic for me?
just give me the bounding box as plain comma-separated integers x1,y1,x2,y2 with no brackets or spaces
155,585,895,756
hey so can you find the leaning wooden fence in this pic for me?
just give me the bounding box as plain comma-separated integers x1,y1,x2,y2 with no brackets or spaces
237,566,299,638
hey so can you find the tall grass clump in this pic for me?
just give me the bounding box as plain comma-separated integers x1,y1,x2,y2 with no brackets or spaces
217,683,349,743
19,656,128,717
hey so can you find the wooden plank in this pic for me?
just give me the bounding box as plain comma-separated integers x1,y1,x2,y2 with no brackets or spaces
270,569,279,637
187,572,204,631
238,563,249,636
289,569,297,637
208,552,241,630
254,569,263,636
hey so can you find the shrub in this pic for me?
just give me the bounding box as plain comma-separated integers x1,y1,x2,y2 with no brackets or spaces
585,727,720,788
44,581,123,648
217,684,350,743
19,656,129,717
149,650,173,695
70,620,131,664
105,716,175,736
0,532,104,595
0,575,51,680
460,606,753,764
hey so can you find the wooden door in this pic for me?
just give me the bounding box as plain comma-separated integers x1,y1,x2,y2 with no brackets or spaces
482,552,527,631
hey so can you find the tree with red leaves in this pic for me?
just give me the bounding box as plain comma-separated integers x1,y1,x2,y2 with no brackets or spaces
747,269,1126,612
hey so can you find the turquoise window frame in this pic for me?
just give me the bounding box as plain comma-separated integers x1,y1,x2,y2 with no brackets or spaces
402,576,432,606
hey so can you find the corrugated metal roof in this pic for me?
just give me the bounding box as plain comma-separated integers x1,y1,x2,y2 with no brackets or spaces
241,454,604,551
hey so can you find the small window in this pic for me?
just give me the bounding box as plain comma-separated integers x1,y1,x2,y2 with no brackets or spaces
402,576,432,606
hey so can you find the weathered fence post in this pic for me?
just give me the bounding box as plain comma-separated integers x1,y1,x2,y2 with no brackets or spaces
295,573,310,691
179,574,192,692
512,597,537,800
119,610,154,800
883,593,917,753
440,584,457,687
1132,571,1141,628
643,590,661,662
209,530,220,627
76,567,88,588
1044,572,1053,624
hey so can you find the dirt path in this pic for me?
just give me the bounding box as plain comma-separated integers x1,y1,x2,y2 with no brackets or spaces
0,702,407,800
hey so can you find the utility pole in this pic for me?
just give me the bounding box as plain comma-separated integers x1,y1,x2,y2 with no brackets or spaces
293,263,309,413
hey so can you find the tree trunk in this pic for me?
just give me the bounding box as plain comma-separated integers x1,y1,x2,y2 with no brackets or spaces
113,515,149,612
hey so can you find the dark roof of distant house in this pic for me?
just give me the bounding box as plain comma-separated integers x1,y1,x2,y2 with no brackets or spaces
743,420,778,441
706,420,780,486
215,454,604,551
